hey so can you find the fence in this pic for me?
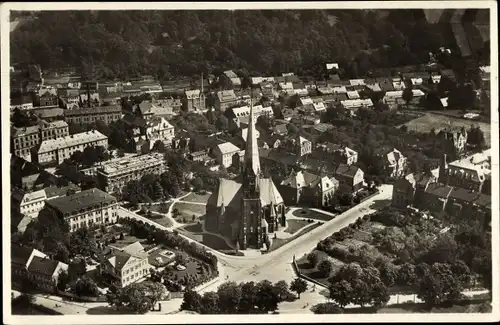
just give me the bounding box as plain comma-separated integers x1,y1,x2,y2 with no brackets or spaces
291,259,329,289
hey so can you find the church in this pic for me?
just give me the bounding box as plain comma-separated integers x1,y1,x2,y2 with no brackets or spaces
205,101,286,250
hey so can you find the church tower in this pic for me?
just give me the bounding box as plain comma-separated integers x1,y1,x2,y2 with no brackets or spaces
240,97,263,249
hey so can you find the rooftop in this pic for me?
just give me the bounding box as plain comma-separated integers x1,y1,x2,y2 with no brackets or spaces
217,90,237,102
38,130,107,154
46,188,117,216
64,105,122,117
217,142,241,155
11,120,68,138
98,152,165,176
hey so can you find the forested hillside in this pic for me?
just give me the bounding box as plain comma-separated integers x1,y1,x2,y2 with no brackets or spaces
10,10,470,80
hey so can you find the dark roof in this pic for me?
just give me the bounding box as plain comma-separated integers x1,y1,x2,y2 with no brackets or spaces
27,256,60,277
44,184,81,199
11,244,34,266
448,187,479,202
64,105,121,117
473,193,491,208
122,114,147,128
273,124,288,134
46,188,117,217
425,183,453,198
106,250,133,272
376,78,395,91
336,164,360,178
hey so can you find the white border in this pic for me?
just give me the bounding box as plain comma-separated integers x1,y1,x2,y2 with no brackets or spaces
1,1,498,324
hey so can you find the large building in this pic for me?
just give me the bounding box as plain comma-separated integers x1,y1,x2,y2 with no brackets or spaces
205,101,286,250
133,116,175,151
182,89,206,112
64,105,122,125
100,242,149,288
215,90,238,112
37,130,108,165
45,188,119,232
96,153,166,194
11,120,69,162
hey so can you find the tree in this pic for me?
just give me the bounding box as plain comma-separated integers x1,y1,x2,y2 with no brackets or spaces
317,260,333,278
238,281,258,313
273,280,290,302
328,280,353,308
379,262,397,287
120,282,164,314
215,114,229,131
401,87,413,108
152,140,166,153
217,281,242,314
68,258,87,281
290,278,307,298
396,263,417,287
57,270,70,291
74,276,99,297
69,227,97,257
307,251,320,267
255,280,280,313
181,290,202,313
200,291,220,314
175,252,188,266
313,303,344,314
286,123,299,135
191,177,204,192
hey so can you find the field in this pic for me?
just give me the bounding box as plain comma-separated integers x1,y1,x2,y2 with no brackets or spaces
180,192,211,204
172,202,206,224
291,208,337,222
284,219,310,234
146,212,174,228
404,113,491,146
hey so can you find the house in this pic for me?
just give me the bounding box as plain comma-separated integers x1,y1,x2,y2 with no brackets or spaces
335,164,364,193
377,78,395,92
188,149,211,163
10,95,34,111
319,143,358,165
391,172,437,209
39,93,59,107
341,99,374,111
419,182,454,214
11,184,81,219
376,148,408,178
278,82,295,95
439,127,468,156
10,155,59,192
259,134,283,150
100,242,149,288
221,70,241,89
439,152,490,193
292,135,313,157
392,78,406,91
11,244,68,293
280,170,339,207
216,90,238,112
349,79,365,87
214,142,242,168
11,244,48,281
64,105,123,125
182,89,205,112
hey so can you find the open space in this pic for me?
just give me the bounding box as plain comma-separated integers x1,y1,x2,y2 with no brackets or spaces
178,225,234,251
172,202,206,224
148,202,172,214
269,222,322,251
291,208,337,222
284,219,311,234
403,113,491,146
145,212,174,228
179,192,211,204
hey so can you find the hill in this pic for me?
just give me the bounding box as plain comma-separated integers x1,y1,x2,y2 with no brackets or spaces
9,9,488,81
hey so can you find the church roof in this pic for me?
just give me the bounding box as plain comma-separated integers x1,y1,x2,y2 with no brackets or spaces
208,178,242,208
259,178,284,206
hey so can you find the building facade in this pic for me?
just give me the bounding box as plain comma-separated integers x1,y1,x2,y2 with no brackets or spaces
11,120,69,162
45,188,119,232
37,130,108,165
182,89,206,112
215,90,238,112
96,153,165,194
100,242,149,288
64,105,123,125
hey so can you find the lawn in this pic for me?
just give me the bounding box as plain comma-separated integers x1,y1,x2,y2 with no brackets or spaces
269,222,322,251
404,113,491,146
340,301,492,314
172,202,206,224
178,225,233,251
291,208,337,222
284,219,310,234
180,192,211,204
146,212,174,228
148,202,172,214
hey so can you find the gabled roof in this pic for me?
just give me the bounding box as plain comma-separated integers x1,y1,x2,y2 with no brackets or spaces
217,142,241,155
425,183,453,198
11,244,35,267
336,164,361,178
27,256,60,277
259,178,284,206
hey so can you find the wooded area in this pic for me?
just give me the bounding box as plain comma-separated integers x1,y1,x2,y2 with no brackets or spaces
11,10,488,81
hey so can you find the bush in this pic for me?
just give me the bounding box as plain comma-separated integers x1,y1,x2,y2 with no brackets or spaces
313,303,344,314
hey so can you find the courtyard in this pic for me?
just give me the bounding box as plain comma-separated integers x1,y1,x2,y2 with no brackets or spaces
171,202,206,224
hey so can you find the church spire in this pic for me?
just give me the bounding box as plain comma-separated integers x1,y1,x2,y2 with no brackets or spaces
244,95,261,176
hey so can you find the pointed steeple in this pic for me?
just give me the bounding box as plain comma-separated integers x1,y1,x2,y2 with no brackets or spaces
244,96,261,176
